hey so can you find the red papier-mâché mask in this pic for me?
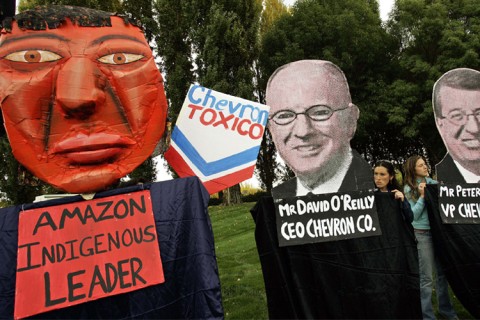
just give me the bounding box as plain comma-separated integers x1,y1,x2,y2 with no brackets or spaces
0,16,167,193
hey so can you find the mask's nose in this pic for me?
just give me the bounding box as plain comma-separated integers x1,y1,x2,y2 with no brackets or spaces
55,57,106,120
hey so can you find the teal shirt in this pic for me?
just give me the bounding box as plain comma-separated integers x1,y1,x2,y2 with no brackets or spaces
403,177,437,230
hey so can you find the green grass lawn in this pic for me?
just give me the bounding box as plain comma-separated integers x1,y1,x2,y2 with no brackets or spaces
209,202,474,319
208,202,268,319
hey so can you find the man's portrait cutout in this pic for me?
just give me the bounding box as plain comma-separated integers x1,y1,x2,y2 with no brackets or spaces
433,68,480,184
266,59,372,198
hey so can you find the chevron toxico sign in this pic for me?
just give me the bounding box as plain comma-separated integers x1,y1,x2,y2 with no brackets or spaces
165,84,269,194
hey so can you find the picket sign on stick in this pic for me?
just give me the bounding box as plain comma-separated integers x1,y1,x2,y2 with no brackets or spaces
165,84,270,194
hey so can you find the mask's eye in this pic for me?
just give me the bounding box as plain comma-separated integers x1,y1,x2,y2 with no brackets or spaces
98,53,144,65
4,50,62,63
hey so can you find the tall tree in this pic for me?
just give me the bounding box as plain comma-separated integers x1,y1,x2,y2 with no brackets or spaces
0,136,56,205
386,0,480,166
18,0,123,12
117,0,161,183
255,129,278,193
255,0,289,193
259,0,412,168
259,0,289,36
195,0,261,204
155,0,195,123
123,0,157,43
126,156,157,183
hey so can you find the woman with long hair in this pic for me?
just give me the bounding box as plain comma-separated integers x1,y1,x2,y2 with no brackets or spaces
373,160,412,223
403,155,457,320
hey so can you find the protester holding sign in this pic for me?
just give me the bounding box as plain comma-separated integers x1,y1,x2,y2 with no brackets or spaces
266,60,372,198
403,155,458,320
373,160,413,223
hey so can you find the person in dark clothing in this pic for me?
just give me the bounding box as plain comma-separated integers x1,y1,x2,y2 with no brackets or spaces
404,155,458,320
373,160,413,223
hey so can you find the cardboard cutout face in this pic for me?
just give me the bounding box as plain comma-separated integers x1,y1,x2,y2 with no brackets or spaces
266,60,371,197
267,61,358,179
0,10,167,193
433,68,480,183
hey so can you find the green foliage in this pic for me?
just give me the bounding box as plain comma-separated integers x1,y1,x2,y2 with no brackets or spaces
259,0,414,165
386,0,480,164
127,156,157,183
153,0,197,179
253,0,289,193
0,136,59,205
193,0,261,204
257,0,480,166
255,129,277,193
197,0,261,100
122,0,158,43
260,0,289,36
240,182,262,195
260,0,388,78
18,0,123,12
8,0,480,199
154,0,195,122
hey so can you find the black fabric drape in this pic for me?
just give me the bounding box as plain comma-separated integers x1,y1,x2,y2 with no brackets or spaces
251,193,421,319
425,185,480,318
0,177,224,319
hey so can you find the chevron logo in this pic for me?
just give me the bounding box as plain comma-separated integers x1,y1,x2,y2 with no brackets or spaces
165,85,269,194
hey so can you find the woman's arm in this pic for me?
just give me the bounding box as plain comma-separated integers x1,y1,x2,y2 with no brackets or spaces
404,185,425,221
390,189,413,222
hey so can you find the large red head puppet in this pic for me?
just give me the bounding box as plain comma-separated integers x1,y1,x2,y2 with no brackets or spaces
0,5,167,193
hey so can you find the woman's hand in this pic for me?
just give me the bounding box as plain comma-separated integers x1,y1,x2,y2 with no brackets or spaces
391,189,405,202
417,182,426,197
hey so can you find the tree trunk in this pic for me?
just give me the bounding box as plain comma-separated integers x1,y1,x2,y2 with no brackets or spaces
256,129,277,194
222,184,242,206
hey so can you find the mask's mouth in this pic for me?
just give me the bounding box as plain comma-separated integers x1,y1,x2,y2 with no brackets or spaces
51,132,135,164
